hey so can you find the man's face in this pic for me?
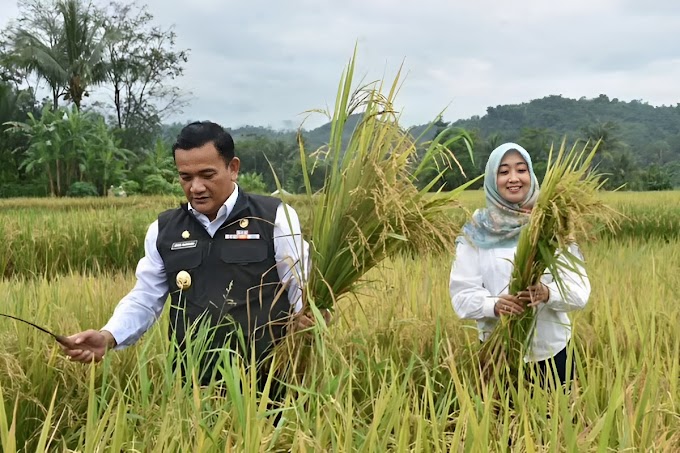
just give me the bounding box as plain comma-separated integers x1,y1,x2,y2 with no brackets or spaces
175,142,240,221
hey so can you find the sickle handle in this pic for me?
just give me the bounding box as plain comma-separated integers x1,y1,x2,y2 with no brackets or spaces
54,334,78,349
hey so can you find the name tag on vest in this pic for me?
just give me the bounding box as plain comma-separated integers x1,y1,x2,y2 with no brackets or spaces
171,240,198,250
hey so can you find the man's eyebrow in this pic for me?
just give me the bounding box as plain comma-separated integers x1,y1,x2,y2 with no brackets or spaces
179,169,216,175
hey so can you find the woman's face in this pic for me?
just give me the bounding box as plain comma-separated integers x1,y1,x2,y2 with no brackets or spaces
496,150,531,204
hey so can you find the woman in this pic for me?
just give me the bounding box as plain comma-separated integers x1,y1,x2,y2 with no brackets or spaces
450,143,591,388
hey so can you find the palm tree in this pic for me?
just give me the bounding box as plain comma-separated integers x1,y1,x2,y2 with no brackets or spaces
10,3,65,110
58,0,110,109
581,121,624,156
11,0,111,110
581,121,631,189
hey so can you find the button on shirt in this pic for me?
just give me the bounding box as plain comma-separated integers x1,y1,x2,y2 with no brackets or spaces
449,238,591,362
102,186,309,348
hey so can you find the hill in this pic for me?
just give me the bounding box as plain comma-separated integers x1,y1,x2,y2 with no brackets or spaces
449,94,680,165
163,94,680,189
220,94,679,166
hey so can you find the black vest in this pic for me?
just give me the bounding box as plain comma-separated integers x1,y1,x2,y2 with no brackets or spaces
157,191,291,365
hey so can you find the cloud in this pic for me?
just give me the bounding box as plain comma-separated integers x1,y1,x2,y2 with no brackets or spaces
1,0,679,129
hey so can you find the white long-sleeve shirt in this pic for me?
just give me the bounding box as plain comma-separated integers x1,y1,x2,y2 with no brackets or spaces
449,238,590,362
102,186,309,348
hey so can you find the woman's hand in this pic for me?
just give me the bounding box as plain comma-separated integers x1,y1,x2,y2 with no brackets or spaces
494,294,526,316
517,283,550,307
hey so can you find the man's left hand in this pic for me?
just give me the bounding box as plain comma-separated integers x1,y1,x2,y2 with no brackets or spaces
294,309,332,331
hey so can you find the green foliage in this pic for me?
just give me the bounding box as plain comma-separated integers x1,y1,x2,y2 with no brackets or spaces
417,124,479,191
451,95,680,189
0,181,48,198
66,181,98,197
639,164,673,191
0,0,188,196
9,0,111,110
104,1,188,144
120,179,140,195
133,138,175,175
237,171,267,194
0,81,38,184
142,174,178,195
4,105,130,196
235,136,301,192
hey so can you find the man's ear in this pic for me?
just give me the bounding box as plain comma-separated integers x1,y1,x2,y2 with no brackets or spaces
229,157,240,181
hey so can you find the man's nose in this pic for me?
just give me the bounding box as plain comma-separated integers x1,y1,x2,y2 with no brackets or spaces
191,179,206,193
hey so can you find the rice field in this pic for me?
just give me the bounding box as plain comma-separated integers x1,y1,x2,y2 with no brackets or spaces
0,192,679,451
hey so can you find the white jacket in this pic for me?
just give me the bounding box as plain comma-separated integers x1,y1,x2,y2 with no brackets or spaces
449,238,591,362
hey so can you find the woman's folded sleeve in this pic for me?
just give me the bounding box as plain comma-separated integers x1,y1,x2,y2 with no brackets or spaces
450,240,497,320
541,243,591,312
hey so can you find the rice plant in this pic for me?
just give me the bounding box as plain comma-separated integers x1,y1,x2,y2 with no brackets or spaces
290,49,478,314
1,236,678,451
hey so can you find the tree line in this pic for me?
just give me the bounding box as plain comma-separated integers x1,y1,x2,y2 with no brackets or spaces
447,94,679,190
0,1,677,197
0,0,190,197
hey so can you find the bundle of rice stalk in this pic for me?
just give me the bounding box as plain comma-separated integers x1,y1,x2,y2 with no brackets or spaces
478,139,617,384
292,52,479,315
271,50,480,381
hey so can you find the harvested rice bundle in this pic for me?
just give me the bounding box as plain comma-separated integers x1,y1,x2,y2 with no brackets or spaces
288,51,479,315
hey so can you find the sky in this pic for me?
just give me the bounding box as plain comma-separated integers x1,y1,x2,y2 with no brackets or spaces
2,0,680,130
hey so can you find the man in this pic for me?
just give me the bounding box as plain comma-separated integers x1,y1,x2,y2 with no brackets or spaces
62,121,316,385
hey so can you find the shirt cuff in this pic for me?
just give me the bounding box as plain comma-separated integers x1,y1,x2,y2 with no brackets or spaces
100,324,128,351
483,297,499,318
544,281,560,306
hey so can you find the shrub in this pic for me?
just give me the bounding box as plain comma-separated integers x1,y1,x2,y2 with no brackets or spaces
66,181,99,197
142,174,174,195
238,172,268,194
0,181,49,198
120,180,141,195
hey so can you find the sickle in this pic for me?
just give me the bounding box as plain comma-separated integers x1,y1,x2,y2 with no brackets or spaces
0,313,77,349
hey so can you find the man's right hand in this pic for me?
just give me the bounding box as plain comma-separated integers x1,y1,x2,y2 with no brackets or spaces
60,330,116,363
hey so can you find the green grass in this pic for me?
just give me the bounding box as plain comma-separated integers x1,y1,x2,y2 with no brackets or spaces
0,195,678,450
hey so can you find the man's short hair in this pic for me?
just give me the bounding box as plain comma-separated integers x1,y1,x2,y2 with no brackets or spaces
172,121,235,163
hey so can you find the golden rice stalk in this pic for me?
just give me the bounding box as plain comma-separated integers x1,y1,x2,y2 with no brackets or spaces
272,48,479,382
479,138,618,384
293,50,479,312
